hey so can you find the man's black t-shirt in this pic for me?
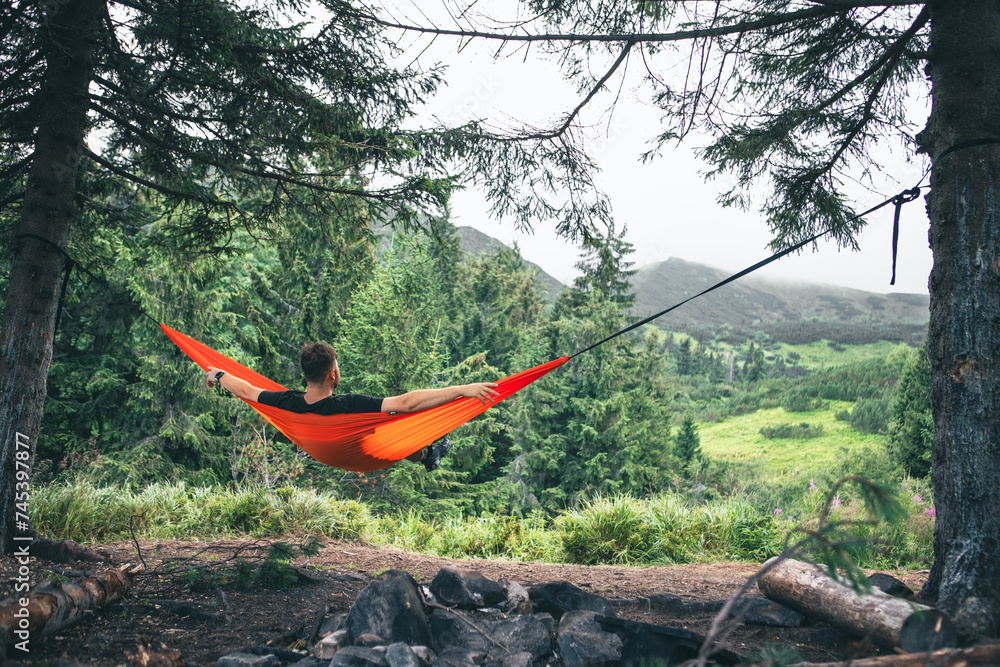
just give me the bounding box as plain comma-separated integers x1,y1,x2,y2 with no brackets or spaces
256,390,383,415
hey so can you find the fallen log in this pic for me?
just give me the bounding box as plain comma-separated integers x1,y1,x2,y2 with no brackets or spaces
0,563,143,659
757,558,955,653
795,642,1000,666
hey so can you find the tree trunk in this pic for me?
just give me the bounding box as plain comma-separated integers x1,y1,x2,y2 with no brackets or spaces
917,0,1000,642
0,0,102,555
757,558,955,653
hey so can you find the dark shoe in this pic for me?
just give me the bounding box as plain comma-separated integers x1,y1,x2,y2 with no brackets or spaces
423,437,452,472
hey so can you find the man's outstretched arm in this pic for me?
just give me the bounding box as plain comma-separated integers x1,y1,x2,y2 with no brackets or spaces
206,367,264,402
381,383,499,414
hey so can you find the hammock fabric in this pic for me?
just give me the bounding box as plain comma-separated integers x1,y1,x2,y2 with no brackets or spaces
161,324,567,472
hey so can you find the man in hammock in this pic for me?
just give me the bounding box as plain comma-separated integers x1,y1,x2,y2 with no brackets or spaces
205,342,499,472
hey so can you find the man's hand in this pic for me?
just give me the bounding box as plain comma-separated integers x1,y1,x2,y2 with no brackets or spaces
206,367,263,402
460,382,500,405
382,381,501,413
206,366,225,387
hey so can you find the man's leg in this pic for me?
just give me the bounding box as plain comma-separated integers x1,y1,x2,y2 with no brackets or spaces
404,438,452,472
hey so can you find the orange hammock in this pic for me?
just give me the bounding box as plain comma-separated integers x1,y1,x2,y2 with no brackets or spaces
161,324,567,472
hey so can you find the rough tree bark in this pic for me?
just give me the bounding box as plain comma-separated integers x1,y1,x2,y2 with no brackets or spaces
0,0,102,555
917,0,1000,641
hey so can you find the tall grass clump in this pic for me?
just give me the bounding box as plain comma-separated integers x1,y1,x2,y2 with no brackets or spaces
557,494,782,565
692,499,781,561
30,481,374,542
434,513,561,561
786,476,934,570
556,495,657,565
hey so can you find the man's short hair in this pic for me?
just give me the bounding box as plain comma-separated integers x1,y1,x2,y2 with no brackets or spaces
300,342,337,384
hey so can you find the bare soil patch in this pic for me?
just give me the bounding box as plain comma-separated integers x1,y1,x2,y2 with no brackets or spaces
0,538,930,665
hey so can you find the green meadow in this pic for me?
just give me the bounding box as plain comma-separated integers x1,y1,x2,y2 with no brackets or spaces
699,401,884,484
774,340,904,368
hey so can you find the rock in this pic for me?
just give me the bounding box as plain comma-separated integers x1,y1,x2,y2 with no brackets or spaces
502,581,532,615
868,573,914,599
556,611,623,667
527,581,615,621
330,646,389,667
595,616,743,667
239,646,311,663
287,659,327,667
499,653,532,667
430,647,485,666
430,567,506,610
430,608,551,662
217,653,278,667
385,643,423,667
314,629,351,660
318,612,349,638
732,597,806,627
355,633,388,647
336,573,368,582
534,612,555,636
347,570,433,647
410,646,437,664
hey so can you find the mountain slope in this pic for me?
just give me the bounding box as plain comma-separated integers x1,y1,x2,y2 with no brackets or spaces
455,226,564,301
628,257,929,329
456,228,929,336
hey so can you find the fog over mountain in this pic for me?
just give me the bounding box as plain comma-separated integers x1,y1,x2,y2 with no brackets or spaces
456,227,930,331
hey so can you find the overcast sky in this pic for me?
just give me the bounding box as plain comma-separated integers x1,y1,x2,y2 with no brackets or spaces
378,2,933,295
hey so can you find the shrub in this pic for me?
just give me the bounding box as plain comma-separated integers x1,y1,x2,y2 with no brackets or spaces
760,423,823,439
781,387,824,413
849,397,891,435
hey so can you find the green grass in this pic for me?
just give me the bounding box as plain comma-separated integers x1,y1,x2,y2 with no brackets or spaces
776,340,905,369
699,402,883,484
28,480,933,569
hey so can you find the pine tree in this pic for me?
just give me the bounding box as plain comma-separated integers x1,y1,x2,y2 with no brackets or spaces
742,342,766,383
676,338,693,376
512,228,672,509
674,416,702,477
887,347,933,479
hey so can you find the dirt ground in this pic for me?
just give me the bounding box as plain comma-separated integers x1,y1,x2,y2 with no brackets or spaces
0,537,931,666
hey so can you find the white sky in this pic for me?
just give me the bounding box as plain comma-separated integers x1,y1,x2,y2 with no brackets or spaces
379,2,934,294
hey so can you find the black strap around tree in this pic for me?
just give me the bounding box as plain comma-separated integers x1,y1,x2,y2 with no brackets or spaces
568,186,923,360
933,138,1000,165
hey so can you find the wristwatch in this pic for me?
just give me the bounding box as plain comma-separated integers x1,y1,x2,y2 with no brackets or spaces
212,370,226,383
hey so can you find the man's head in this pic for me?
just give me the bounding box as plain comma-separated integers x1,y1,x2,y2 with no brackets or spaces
300,342,339,388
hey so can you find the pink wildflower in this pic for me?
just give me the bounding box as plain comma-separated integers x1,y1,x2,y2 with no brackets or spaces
913,494,922,503
927,508,936,517
774,507,782,516
831,497,842,510
809,480,817,492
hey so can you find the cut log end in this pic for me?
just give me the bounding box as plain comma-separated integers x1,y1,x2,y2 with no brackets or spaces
898,608,957,653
